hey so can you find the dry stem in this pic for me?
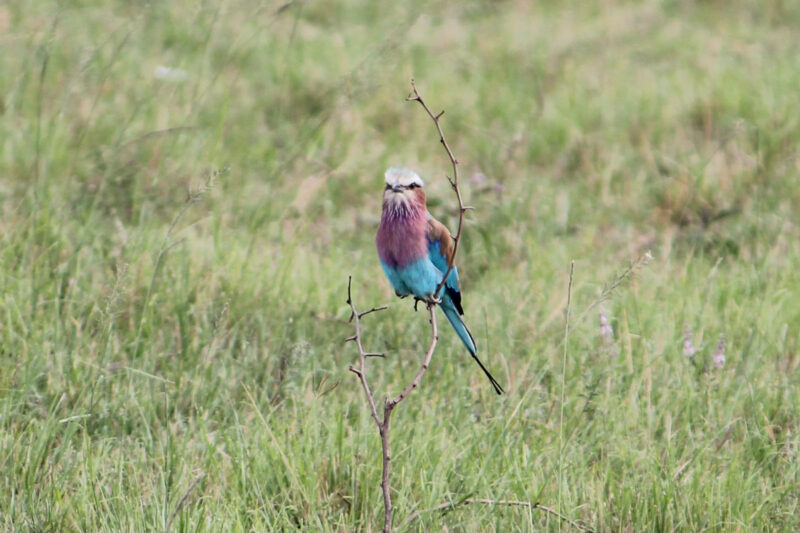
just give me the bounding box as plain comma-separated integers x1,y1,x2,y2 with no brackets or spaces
165,472,206,533
575,250,653,324
346,276,438,532
558,261,575,516
401,498,596,532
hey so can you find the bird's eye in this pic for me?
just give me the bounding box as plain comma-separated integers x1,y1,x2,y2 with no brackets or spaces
384,184,391,190
408,183,418,189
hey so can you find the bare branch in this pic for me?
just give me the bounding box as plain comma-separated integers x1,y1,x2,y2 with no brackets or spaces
406,79,467,300
401,498,596,532
346,275,440,532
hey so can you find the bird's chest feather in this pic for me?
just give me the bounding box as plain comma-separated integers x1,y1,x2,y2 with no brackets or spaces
376,212,429,268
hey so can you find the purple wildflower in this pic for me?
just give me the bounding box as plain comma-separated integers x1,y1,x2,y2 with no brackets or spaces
599,312,618,358
600,313,613,340
470,172,488,185
713,334,726,369
683,322,696,357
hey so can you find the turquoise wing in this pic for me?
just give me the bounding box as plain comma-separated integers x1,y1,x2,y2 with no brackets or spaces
426,217,464,314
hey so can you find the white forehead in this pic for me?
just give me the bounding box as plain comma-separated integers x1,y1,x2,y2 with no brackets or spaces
384,168,424,188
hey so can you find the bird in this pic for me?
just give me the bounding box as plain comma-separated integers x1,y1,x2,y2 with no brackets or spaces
375,167,504,395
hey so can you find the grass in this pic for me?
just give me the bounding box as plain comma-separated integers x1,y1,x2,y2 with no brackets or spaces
1,0,799,530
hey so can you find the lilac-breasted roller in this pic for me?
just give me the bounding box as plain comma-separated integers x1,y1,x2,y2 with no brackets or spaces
375,168,504,395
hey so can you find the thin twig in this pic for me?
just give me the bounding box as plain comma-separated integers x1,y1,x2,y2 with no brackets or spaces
401,498,596,532
389,308,437,409
533,502,596,532
406,79,468,300
118,126,197,150
360,306,388,318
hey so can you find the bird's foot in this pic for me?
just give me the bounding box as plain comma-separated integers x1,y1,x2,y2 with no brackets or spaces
395,291,409,299
413,294,440,311
425,294,442,306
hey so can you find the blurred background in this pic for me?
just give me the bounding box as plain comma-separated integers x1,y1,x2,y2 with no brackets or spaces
1,1,799,530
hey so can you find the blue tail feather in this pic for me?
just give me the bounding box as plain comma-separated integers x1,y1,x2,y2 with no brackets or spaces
441,300,504,395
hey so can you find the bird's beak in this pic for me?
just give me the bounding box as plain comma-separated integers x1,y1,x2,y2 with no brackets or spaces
391,184,405,193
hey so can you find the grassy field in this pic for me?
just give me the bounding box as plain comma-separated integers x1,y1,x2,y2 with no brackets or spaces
2,0,800,530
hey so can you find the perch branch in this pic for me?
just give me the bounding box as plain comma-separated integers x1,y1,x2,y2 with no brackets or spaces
406,79,469,300
346,276,438,533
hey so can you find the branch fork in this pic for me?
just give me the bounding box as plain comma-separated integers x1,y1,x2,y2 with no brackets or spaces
345,276,438,532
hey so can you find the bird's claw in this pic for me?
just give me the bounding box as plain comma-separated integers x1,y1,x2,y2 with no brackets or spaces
425,294,442,306
413,294,441,311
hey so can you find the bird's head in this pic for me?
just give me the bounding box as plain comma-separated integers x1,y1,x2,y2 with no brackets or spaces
383,168,426,215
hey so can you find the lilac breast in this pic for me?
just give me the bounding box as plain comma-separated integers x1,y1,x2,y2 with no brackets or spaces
376,208,428,268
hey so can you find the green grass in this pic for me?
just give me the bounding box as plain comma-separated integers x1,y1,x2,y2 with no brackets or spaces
2,0,800,530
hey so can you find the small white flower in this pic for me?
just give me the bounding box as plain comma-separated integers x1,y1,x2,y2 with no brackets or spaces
155,65,188,82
